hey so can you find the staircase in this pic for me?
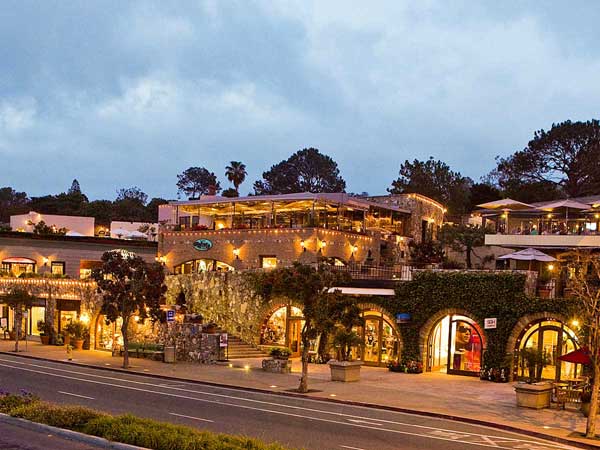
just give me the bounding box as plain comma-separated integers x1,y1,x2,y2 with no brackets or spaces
226,335,268,359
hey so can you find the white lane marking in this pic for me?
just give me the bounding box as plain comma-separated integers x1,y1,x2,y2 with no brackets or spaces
0,358,573,449
347,418,383,426
58,391,95,400
340,446,366,450
169,412,214,423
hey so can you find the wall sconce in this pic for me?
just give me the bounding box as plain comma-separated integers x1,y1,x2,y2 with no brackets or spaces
547,213,552,219
547,264,555,271
318,240,326,253
300,240,306,252
595,214,600,219
233,248,240,259
42,257,49,266
155,256,167,265
351,245,358,254
79,312,90,324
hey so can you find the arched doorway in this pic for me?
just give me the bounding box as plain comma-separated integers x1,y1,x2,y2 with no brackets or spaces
358,310,399,367
94,314,123,351
427,314,483,376
515,319,579,381
261,305,305,357
174,259,234,274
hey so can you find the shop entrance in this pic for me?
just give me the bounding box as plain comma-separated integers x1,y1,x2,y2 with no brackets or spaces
516,320,579,381
427,315,483,376
261,306,305,357
359,312,399,367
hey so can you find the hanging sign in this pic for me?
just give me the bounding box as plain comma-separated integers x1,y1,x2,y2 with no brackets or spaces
484,318,497,329
166,310,175,323
193,239,213,251
396,313,411,323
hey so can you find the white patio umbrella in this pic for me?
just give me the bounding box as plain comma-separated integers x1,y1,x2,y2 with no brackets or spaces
539,199,591,225
127,230,148,239
477,198,535,233
65,230,84,237
498,248,556,270
111,228,131,238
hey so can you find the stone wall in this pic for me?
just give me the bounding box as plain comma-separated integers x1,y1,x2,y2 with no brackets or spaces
165,272,272,346
158,323,225,363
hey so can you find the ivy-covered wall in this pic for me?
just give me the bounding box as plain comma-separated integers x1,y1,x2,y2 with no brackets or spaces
381,271,577,369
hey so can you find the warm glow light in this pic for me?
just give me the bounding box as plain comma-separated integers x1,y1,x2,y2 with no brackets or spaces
501,213,507,219
134,315,140,322
320,240,327,248
80,313,90,324
217,223,225,230
42,257,49,266
232,248,240,258
572,319,580,327
244,365,250,370
352,245,358,253
595,214,600,219
228,363,233,368
300,240,305,248
547,213,552,218
547,264,554,271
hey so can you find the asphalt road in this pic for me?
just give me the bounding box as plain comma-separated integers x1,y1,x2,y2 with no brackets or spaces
0,419,100,450
0,354,582,450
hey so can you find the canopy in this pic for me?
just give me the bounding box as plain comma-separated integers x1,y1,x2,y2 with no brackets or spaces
127,230,148,239
477,198,535,210
540,199,591,211
111,228,131,237
498,248,556,262
66,230,84,237
558,346,591,365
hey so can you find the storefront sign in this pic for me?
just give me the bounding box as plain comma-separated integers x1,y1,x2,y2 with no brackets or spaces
219,333,228,348
193,239,213,251
166,310,175,323
396,313,411,323
484,318,497,329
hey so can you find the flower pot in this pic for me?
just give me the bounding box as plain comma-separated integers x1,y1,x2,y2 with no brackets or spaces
514,382,553,409
73,339,84,350
328,360,362,382
40,335,50,345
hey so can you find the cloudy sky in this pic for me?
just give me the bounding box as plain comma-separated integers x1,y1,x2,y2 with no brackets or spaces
2,1,599,200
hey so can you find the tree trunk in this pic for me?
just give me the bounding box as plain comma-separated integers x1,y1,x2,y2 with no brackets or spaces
466,248,472,269
13,308,21,353
586,367,600,437
121,317,130,369
298,342,309,393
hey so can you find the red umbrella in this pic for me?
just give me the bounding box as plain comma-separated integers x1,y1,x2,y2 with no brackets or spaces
558,346,591,365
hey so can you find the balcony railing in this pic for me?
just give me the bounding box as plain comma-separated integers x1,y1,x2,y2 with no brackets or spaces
331,264,413,281
485,234,600,248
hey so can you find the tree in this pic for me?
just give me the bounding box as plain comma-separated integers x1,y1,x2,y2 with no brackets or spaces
253,148,346,195
30,220,67,236
564,252,600,438
225,161,247,194
253,263,350,392
439,224,487,269
92,250,166,368
468,182,501,211
81,200,114,225
0,187,28,223
68,179,82,195
221,188,239,198
145,197,169,222
491,120,600,200
389,158,472,214
176,167,221,199
113,187,148,222
5,287,36,352
116,187,148,204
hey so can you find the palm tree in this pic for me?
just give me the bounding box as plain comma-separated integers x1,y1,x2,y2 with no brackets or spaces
225,161,247,194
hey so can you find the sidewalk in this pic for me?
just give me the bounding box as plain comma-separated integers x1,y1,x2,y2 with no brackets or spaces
0,339,596,448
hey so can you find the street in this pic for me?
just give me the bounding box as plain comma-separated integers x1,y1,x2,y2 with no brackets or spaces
0,354,581,450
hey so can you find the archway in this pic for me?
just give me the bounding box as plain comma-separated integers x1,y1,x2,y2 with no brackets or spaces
260,304,305,357
174,259,234,274
355,303,402,367
94,313,123,351
512,316,580,381
423,311,485,376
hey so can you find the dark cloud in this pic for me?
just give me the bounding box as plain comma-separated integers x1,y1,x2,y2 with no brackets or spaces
1,1,599,200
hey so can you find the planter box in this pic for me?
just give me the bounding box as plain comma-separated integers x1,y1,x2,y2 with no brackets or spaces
73,339,84,350
329,360,362,382
40,335,51,345
514,382,553,409
262,358,291,373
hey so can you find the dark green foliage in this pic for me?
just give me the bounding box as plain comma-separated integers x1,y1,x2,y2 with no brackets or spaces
30,220,67,235
0,187,28,222
225,161,247,194
439,224,490,269
408,240,444,265
177,167,221,199
11,402,104,430
253,148,346,194
380,271,576,370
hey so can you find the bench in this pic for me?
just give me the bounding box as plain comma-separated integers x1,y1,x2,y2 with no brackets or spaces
119,343,165,361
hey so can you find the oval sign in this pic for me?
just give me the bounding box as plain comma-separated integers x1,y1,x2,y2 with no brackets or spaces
193,239,213,251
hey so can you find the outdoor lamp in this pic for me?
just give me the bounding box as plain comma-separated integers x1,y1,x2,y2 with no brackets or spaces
42,257,49,266
572,319,580,328
352,245,358,254
233,248,240,259
548,264,555,271
300,240,306,252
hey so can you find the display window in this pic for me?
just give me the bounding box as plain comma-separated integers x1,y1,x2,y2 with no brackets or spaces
174,259,234,274
96,315,123,350
516,320,579,381
260,256,277,269
427,315,483,376
261,306,304,356
358,312,399,366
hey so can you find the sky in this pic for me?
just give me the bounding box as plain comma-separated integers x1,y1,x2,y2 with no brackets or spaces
2,1,600,201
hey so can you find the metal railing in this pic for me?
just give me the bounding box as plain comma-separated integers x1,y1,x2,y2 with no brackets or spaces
331,264,413,281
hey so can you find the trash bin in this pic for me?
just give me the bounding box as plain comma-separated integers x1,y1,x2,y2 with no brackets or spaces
164,346,176,363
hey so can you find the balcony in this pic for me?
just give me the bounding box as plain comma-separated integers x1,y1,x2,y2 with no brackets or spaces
485,234,600,248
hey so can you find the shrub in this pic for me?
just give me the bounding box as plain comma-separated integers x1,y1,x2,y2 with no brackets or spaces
11,402,103,430
0,390,39,413
269,347,291,358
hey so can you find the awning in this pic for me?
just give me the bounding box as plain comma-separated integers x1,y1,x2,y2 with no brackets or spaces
497,248,556,262
328,287,396,296
2,257,36,264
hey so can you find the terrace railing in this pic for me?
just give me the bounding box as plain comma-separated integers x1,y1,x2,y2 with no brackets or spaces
331,263,413,281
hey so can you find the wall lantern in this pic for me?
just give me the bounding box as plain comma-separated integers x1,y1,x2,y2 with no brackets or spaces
300,240,306,252
547,264,554,271
233,248,240,259
42,257,49,266
351,245,358,254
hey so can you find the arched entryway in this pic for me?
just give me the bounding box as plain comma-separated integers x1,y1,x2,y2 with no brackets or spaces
174,259,235,274
260,305,305,357
425,313,484,376
94,314,123,351
356,307,401,367
514,318,580,381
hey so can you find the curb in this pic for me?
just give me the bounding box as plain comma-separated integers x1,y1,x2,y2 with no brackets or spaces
0,413,149,450
1,351,597,449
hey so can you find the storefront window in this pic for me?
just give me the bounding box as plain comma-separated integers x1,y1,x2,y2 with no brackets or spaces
96,315,123,350
261,306,304,356
428,315,482,376
174,259,234,274
359,312,399,366
260,256,277,269
51,262,65,276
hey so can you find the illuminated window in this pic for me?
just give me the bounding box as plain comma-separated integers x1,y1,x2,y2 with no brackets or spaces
51,262,65,276
79,268,92,279
260,256,277,269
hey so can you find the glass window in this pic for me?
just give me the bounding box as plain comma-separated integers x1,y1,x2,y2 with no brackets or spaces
80,268,92,279
428,315,482,375
51,262,65,276
261,256,277,269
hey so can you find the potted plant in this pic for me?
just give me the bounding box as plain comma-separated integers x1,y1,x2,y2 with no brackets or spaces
328,328,363,382
69,320,87,350
514,347,553,408
269,347,292,360
37,320,50,345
